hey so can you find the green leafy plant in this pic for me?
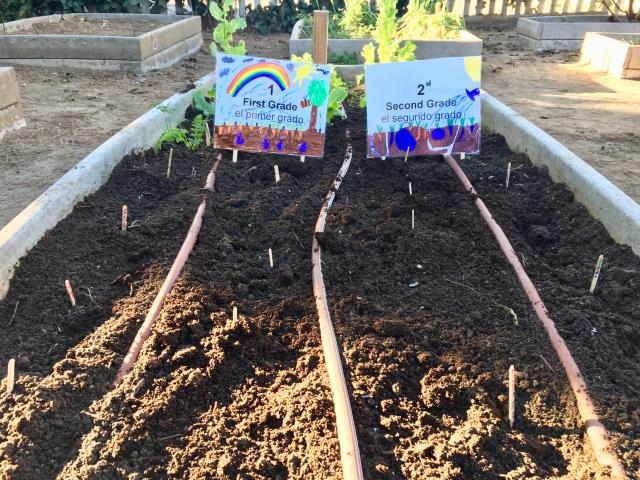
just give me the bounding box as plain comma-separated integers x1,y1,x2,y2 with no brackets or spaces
209,0,247,55
155,114,209,152
329,52,359,65
192,87,215,117
246,0,315,34
299,10,351,38
339,0,375,38
400,0,465,40
361,0,416,64
292,53,348,123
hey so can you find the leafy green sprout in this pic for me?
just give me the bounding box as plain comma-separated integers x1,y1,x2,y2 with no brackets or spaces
209,0,247,55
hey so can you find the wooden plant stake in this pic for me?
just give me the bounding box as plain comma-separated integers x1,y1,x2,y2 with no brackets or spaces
205,123,211,147
274,165,280,184
404,147,410,162
166,148,173,179
65,279,77,306
232,149,239,163
233,306,238,322
461,152,466,160
411,210,415,230
6,358,15,395
505,162,512,189
121,205,128,231
300,155,306,163
409,182,412,195
268,248,274,268
508,365,516,428
589,254,604,294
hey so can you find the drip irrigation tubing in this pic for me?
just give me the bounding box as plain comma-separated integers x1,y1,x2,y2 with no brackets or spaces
443,154,627,479
311,139,364,480
114,154,221,385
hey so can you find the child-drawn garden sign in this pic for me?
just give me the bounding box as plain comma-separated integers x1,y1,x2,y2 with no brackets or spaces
214,53,332,157
365,56,482,158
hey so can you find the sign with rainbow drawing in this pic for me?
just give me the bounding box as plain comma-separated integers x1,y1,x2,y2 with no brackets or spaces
214,53,332,158
365,56,482,158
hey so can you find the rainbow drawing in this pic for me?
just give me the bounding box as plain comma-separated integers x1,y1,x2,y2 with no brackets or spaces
226,62,291,97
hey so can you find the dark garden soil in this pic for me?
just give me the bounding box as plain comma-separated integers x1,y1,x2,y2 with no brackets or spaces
0,98,639,479
3,17,165,37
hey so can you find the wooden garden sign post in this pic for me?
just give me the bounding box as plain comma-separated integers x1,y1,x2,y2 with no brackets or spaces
213,52,332,159
364,56,482,159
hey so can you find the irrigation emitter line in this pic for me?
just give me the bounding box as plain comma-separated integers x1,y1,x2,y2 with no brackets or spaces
114,154,221,385
311,138,364,480
443,153,627,479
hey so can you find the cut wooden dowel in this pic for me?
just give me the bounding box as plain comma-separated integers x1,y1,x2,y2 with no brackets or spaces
65,279,77,306
589,254,604,294
461,152,466,160
166,148,173,179
381,156,386,161
6,358,15,395
411,209,415,230
300,155,306,163
508,365,516,428
232,149,238,163
121,205,128,231
268,248,274,268
404,147,410,162
274,165,280,183
233,306,238,322
409,182,412,195
505,162,512,189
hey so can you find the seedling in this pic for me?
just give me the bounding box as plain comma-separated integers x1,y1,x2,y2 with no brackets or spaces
122,205,128,231
65,279,77,306
6,359,15,395
589,255,604,294
505,162,512,189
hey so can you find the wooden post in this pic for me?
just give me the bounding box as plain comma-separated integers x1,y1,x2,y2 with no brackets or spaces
6,359,15,395
508,365,515,428
312,10,329,64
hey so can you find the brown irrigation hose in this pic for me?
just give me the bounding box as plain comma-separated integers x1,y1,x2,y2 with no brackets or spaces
114,154,221,385
443,154,627,479
312,142,364,480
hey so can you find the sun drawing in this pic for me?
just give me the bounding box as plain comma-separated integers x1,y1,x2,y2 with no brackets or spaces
463,56,481,82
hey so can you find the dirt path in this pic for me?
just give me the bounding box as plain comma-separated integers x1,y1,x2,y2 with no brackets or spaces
473,24,640,203
0,30,290,230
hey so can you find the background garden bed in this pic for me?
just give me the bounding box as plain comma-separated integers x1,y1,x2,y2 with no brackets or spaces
581,32,640,79
0,13,202,72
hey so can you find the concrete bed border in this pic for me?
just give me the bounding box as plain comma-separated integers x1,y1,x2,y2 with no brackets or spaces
0,72,216,299
482,91,640,255
1,82,639,299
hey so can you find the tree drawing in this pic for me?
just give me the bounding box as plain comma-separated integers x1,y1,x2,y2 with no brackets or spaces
307,80,328,132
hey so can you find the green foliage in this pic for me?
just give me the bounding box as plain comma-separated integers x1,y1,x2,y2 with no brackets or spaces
339,0,375,38
209,0,247,56
400,0,465,40
192,88,215,116
155,114,209,152
292,53,348,123
299,11,350,38
246,0,315,34
362,0,416,64
329,52,359,65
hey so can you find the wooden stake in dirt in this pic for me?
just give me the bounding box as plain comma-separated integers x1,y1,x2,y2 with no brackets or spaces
300,155,306,163
409,182,412,195
121,205,128,231
274,165,280,183
233,306,238,322
205,123,211,147
312,10,329,64
589,254,604,294
268,248,274,268
508,365,516,428
411,209,415,230
461,152,466,160
505,162,512,189
404,147,410,162
232,149,238,163
65,279,77,306
166,148,173,179
6,358,15,395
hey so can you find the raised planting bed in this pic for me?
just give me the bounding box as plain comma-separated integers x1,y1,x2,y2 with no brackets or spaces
0,67,25,140
581,32,640,79
0,13,202,73
517,15,640,51
0,80,639,477
289,19,482,80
